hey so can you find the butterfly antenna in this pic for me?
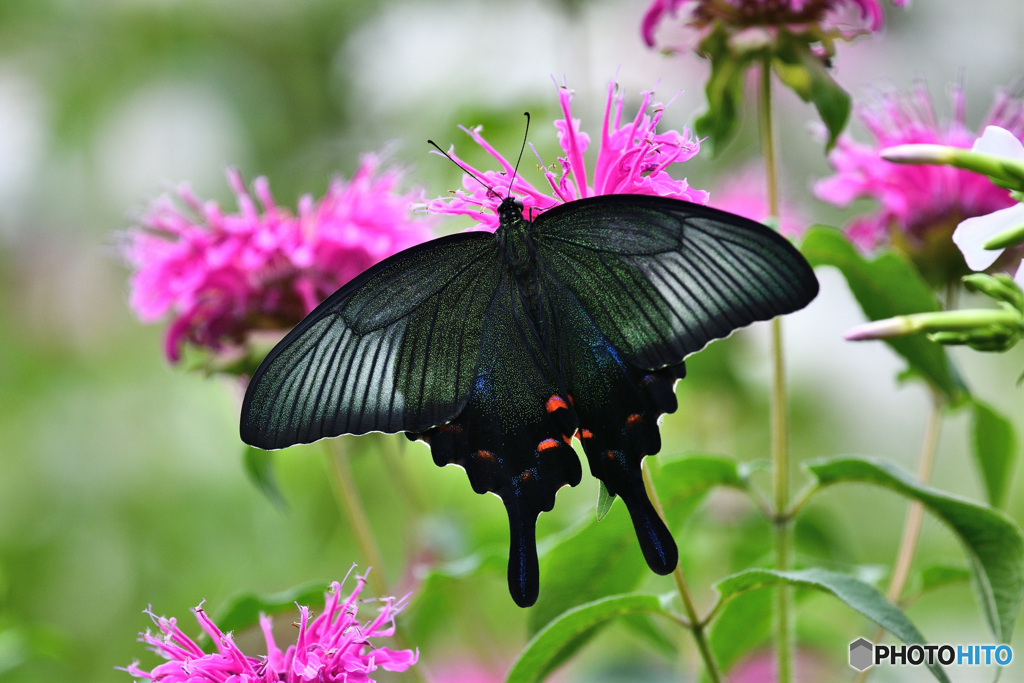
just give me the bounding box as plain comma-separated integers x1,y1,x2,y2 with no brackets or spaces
427,140,498,198
508,112,530,198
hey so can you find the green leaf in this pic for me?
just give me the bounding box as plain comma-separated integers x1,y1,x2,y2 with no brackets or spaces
969,398,1017,508
805,456,1024,643
805,62,850,151
243,445,287,509
406,550,507,641
529,502,648,635
507,594,673,683
207,580,329,644
771,40,850,149
915,563,972,596
596,481,614,521
708,585,774,672
619,613,676,659
714,568,950,683
530,454,748,637
695,25,751,153
653,453,748,528
801,227,968,401
0,627,30,676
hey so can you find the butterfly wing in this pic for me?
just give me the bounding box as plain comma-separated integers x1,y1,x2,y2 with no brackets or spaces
412,269,581,607
531,195,818,574
240,232,499,449
533,194,819,369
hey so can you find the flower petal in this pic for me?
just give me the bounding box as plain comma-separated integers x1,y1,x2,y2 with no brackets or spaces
972,125,1024,159
953,203,1024,271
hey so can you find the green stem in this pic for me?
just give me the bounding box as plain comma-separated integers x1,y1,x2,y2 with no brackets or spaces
886,394,943,604
642,463,722,683
853,393,944,683
784,481,820,521
326,439,432,683
759,56,794,683
326,439,389,598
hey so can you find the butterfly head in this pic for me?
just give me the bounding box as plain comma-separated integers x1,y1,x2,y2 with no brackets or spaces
497,195,527,229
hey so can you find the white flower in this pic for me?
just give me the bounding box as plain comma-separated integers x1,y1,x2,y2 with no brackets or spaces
952,126,1024,287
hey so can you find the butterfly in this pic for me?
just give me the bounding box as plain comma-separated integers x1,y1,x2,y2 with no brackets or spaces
239,190,819,607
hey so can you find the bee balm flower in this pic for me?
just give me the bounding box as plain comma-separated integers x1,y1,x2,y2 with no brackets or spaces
815,84,1024,285
124,155,435,363
122,575,418,682
424,79,707,230
642,0,907,53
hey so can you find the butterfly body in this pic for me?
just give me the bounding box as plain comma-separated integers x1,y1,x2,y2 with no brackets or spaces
241,194,818,607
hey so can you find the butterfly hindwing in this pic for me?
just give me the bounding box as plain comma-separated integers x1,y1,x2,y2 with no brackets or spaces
413,269,582,607
240,232,498,449
540,275,684,574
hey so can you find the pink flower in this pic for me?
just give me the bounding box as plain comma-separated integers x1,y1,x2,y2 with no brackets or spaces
124,154,435,362
729,648,834,682
642,0,907,53
706,164,804,238
815,84,1024,283
122,574,418,682
424,79,707,231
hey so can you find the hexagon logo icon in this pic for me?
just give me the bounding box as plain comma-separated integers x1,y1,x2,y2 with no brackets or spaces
849,638,874,671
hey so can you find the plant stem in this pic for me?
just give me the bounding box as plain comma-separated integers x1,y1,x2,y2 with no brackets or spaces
326,439,389,598
642,462,723,683
853,392,944,683
886,393,943,604
758,55,795,683
326,440,430,683
382,440,426,514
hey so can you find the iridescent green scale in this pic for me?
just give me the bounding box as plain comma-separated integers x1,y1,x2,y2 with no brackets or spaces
240,194,819,607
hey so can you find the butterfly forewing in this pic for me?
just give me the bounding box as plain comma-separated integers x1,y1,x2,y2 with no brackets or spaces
240,232,497,449
532,195,819,371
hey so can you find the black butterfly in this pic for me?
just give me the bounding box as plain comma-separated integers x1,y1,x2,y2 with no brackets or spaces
240,192,818,607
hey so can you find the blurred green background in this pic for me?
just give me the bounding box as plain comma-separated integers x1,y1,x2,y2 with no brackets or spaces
1,0,1023,681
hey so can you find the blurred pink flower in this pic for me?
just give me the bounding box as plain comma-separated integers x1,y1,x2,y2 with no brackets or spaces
729,648,834,682
122,574,417,682
424,79,707,231
815,84,1024,282
427,659,510,683
706,164,804,238
642,0,907,53
124,154,435,362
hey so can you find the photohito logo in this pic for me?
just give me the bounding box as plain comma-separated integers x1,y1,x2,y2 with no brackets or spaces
849,638,873,671
849,638,1013,671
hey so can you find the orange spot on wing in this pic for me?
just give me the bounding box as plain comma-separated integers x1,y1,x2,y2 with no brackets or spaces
563,432,574,445
439,423,462,434
605,450,616,460
538,438,561,452
475,450,495,461
545,395,569,413
626,413,643,427
580,429,594,440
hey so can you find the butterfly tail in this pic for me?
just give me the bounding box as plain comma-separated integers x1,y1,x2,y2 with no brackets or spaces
505,503,540,607
620,483,678,575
